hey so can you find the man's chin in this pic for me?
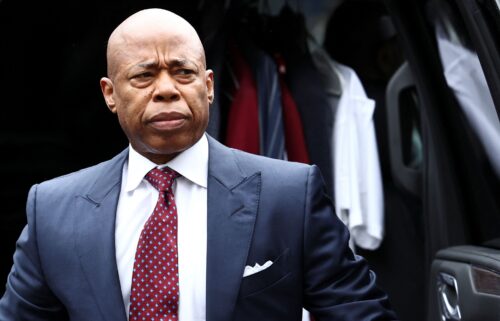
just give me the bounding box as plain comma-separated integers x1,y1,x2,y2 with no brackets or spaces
137,141,192,164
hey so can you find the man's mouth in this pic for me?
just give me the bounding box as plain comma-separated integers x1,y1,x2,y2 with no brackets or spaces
148,112,187,130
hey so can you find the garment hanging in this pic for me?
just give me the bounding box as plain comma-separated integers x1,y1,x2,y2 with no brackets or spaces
285,53,337,196
333,63,385,251
255,50,286,159
436,27,500,178
224,45,260,155
276,55,310,164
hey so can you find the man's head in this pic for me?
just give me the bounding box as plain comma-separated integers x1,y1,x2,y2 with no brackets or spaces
100,8,214,164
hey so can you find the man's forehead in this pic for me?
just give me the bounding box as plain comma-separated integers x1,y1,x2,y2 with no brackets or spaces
111,36,203,63
110,9,200,46
106,9,206,76
110,18,203,57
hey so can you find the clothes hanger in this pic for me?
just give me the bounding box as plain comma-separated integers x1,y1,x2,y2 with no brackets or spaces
292,0,344,95
266,1,309,59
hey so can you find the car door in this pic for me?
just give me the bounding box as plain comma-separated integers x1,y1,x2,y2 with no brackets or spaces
384,0,500,320
427,0,500,320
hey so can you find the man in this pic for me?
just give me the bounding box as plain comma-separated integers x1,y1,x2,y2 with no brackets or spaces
0,8,398,321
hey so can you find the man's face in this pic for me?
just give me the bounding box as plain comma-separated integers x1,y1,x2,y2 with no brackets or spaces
101,28,214,164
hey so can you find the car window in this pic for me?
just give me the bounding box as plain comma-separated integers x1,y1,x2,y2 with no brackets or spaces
427,0,500,178
425,0,500,247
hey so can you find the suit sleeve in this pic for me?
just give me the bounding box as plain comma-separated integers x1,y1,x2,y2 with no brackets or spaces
0,184,67,321
303,165,398,321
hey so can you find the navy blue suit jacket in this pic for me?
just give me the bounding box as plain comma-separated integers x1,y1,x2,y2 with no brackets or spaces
0,136,397,321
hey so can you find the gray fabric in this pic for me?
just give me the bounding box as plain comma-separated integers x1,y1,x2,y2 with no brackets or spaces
286,52,339,196
256,52,286,159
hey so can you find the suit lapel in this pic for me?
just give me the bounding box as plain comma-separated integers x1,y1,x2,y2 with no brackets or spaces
74,149,128,321
73,138,260,321
206,137,261,321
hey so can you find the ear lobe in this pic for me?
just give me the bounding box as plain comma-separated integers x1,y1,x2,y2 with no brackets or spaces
100,77,117,113
205,69,214,104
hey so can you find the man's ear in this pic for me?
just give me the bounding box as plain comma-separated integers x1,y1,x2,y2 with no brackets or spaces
205,69,214,105
100,77,117,113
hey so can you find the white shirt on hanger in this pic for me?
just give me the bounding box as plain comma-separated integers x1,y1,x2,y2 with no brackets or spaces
333,63,385,251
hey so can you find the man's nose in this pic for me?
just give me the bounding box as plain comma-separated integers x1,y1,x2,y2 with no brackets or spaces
153,72,180,102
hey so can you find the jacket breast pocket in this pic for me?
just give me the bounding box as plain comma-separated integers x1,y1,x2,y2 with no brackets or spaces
239,248,290,297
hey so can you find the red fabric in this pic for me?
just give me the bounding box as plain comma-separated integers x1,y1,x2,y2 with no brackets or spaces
129,168,180,321
225,47,260,155
276,56,310,164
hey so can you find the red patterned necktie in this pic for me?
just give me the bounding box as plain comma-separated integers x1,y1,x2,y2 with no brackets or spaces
129,167,180,321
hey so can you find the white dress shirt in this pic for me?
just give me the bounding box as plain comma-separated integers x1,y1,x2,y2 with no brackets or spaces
333,63,385,251
115,134,208,321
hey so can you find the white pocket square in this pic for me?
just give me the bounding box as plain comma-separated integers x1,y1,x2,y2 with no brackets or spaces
243,260,273,277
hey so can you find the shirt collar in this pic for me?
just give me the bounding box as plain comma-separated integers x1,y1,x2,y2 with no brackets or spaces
124,134,209,192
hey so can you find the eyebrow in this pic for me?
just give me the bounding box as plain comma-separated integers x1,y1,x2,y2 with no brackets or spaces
137,62,158,69
135,58,196,70
167,58,195,68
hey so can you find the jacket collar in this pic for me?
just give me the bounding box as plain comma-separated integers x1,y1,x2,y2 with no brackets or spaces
77,136,260,321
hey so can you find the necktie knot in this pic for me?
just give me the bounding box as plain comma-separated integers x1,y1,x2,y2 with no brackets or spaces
145,167,179,192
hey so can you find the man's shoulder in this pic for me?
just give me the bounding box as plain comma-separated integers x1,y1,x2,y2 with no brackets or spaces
232,148,310,171
208,136,312,176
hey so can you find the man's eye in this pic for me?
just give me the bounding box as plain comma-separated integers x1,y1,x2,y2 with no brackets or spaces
133,72,153,79
177,69,194,75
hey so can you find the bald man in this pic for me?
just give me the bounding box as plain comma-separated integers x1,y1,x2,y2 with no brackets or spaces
0,8,398,321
